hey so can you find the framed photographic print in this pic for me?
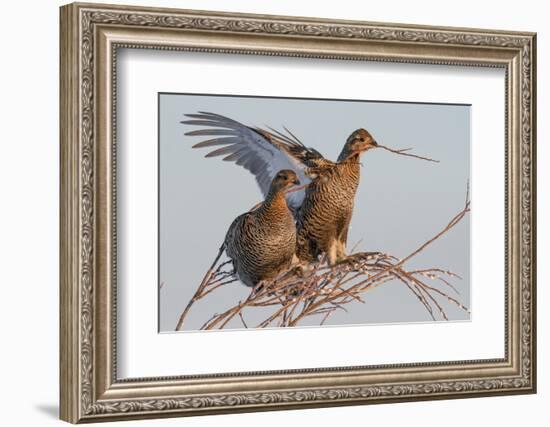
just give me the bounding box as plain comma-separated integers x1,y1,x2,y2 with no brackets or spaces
59,2,537,423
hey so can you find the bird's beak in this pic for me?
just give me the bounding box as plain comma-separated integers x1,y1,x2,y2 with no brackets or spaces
293,178,301,186
361,140,378,153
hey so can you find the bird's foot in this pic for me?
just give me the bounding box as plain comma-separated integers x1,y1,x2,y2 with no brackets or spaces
331,252,382,270
351,251,385,263
274,265,312,295
333,256,356,267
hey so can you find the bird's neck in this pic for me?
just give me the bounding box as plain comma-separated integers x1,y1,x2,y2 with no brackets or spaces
259,190,290,218
335,156,361,187
337,146,358,163
337,150,360,163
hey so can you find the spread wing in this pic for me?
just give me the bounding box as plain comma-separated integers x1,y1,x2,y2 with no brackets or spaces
181,111,325,212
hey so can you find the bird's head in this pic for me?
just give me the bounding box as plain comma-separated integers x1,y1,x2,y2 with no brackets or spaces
270,169,301,193
338,128,378,162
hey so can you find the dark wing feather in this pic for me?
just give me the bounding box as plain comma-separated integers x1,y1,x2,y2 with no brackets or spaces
182,111,325,211
224,211,248,259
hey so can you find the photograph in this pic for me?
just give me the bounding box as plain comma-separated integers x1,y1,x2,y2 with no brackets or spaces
159,93,471,332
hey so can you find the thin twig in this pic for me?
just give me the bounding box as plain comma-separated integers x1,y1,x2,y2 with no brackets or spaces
378,144,440,163
174,244,225,331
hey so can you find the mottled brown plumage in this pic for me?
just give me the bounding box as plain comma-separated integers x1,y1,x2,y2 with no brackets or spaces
182,112,378,267
224,170,300,287
297,129,377,265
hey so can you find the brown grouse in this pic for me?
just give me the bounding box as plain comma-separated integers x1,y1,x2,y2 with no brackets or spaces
296,129,378,265
182,112,378,267
223,169,300,287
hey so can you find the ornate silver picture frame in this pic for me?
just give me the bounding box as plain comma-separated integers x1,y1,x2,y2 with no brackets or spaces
60,2,536,423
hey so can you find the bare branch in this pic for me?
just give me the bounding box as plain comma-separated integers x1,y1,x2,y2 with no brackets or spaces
378,144,440,163
175,190,470,330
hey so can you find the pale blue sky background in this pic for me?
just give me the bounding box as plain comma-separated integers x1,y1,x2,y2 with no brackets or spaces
159,93,470,331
